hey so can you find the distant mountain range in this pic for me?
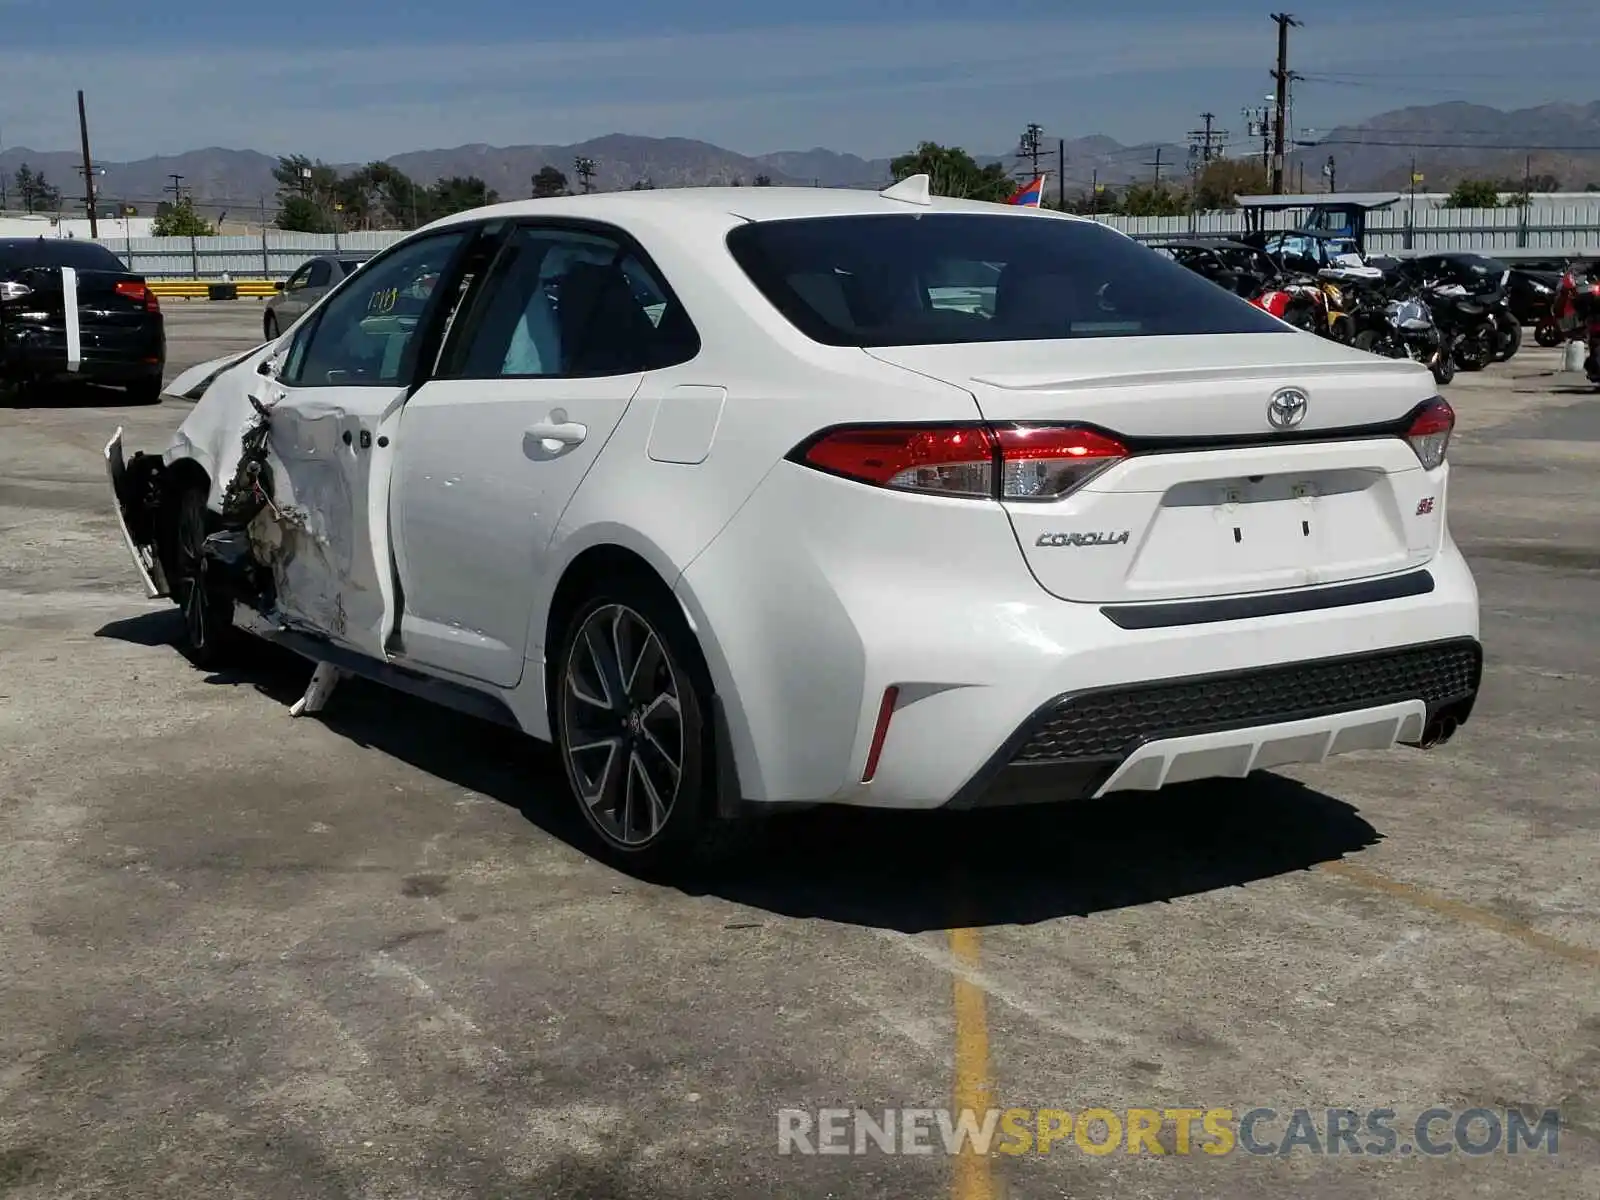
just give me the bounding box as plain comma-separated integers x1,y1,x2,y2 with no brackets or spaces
3,100,1597,217
1289,100,1600,193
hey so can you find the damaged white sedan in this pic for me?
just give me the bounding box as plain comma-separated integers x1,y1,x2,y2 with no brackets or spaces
107,180,1483,867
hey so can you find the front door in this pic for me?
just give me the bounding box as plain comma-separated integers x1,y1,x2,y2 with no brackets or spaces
389,222,701,687
263,227,474,657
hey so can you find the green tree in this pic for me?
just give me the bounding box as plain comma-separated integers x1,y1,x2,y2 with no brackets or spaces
429,175,498,217
531,165,570,197
152,198,215,236
366,162,430,228
1443,178,1502,209
753,173,773,186
276,195,334,233
1119,183,1189,217
890,142,1013,202
628,178,655,190
13,164,62,214
1193,158,1270,210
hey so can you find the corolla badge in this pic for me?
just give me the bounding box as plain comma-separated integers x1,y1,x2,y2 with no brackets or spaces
1035,531,1131,547
1267,387,1309,430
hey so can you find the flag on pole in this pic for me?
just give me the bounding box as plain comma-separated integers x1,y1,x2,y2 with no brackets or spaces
1007,174,1047,207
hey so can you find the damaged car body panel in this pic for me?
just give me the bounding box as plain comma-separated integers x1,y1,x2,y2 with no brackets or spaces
106,225,478,666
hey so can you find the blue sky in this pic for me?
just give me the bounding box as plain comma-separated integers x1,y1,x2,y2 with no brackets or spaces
0,0,1587,162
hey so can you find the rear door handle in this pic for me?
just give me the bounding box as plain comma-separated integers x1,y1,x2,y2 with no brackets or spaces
524,420,588,447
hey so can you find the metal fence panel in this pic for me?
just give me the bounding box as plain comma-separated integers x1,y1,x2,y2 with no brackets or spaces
83,203,1600,277
94,231,411,278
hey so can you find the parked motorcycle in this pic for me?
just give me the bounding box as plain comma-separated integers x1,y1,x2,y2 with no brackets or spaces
1420,280,1498,372
1349,278,1455,386
1548,263,1600,384
1386,254,1514,369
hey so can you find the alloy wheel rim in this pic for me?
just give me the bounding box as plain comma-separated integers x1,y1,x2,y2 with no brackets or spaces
561,604,684,848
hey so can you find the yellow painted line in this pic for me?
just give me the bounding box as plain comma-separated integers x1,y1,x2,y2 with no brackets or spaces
948,925,996,1200
1319,860,1600,969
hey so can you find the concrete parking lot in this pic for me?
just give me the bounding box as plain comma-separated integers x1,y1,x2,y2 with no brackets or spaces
1,302,1596,1198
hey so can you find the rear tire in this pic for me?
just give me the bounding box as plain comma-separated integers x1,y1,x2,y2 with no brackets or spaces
264,312,280,341
1493,318,1522,362
1431,351,1456,386
169,485,236,669
1533,321,1561,348
1454,324,1494,372
551,577,738,873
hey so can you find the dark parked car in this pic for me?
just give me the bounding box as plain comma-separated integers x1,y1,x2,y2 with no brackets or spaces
0,238,165,402
263,254,369,340
1149,238,1281,298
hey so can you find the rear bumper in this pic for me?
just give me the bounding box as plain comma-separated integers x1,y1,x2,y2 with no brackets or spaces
945,637,1481,809
678,462,1482,809
2,321,164,384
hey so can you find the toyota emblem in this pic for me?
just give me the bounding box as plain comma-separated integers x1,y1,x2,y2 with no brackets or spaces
1267,388,1309,430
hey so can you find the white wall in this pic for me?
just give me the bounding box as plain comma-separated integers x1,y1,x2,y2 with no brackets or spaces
0,215,156,239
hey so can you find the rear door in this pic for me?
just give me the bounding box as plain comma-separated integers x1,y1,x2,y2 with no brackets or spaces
261,226,477,655
388,222,698,686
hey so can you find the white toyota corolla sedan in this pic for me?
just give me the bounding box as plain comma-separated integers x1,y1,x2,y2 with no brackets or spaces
106,177,1482,867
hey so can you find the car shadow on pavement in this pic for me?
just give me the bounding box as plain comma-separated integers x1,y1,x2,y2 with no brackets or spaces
97,609,1382,932
0,382,153,409
684,780,1379,931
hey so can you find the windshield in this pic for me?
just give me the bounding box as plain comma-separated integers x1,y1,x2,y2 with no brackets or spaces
0,238,127,273
725,213,1288,347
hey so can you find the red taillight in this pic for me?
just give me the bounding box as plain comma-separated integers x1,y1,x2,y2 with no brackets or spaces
861,686,900,783
991,425,1127,499
797,424,1128,501
1405,397,1454,470
115,280,160,312
801,426,996,498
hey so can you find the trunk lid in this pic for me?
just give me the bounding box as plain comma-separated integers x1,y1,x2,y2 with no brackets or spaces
866,334,1445,605
11,266,154,325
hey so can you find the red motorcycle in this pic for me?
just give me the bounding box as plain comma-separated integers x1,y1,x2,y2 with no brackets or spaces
1249,273,1327,332
1546,262,1600,382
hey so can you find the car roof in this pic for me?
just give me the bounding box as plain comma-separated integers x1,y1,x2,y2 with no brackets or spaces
420,184,1094,233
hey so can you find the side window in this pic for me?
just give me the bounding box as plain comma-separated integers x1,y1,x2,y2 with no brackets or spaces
439,225,699,379
285,265,311,292
306,260,333,288
283,231,468,388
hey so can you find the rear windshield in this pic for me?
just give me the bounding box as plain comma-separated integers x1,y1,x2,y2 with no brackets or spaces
0,239,127,273
724,213,1288,347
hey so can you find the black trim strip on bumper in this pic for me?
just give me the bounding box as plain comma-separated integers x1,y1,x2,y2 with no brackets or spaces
944,636,1483,810
1099,569,1435,630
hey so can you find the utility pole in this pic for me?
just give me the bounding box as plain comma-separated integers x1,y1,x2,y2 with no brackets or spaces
77,90,99,237
166,174,186,205
1187,112,1225,164
1057,138,1066,209
1243,106,1272,174
574,156,596,194
1018,123,1044,180
1091,168,1099,216
1324,155,1337,194
1270,13,1302,193
1146,147,1165,186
